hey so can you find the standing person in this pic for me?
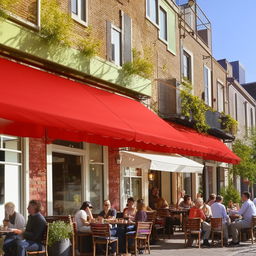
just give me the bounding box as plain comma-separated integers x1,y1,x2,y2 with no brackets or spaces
98,200,117,220
123,197,136,221
211,195,230,245
149,187,160,210
189,198,211,247
207,193,216,206
3,200,47,256
74,201,94,232
229,191,256,246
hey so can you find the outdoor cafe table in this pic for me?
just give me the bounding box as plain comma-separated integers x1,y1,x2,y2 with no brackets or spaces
92,219,136,226
169,208,190,230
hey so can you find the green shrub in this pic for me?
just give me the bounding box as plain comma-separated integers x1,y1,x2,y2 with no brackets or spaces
220,183,241,207
48,221,73,247
0,0,20,19
40,0,73,46
78,26,102,58
121,48,154,79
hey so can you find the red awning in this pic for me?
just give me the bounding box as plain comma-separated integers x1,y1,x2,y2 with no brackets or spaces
169,123,240,165
0,57,210,156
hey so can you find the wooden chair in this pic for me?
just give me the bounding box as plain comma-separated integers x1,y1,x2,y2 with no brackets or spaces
211,218,224,247
126,222,153,256
90,223,118,256
146,211,159,240
184,218,201,248
240,216,256,244
156,208,171,238
26,223,49,256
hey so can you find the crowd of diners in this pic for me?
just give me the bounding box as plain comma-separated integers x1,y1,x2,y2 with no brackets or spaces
2,188,256,255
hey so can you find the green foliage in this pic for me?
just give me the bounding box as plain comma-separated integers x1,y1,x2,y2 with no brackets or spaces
0,0,20,20
232,137,256,184
40,0,73,46
180,81,210,133
220,182,241,207
78,26,102,58
121,48,154,79
48,221,73,247
221,113,238,135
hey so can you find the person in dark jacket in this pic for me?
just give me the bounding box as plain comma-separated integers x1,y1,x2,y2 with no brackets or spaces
3,200,46,256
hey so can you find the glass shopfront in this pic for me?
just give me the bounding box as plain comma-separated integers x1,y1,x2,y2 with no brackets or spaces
0,135,22,221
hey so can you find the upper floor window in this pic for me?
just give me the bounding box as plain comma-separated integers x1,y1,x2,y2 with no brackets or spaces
146,0,158,24
111,27,122,66
159,7,167,41
204,66,212,106
183,50,192,81
234,93,238,121
217,82,224,112
71,0,87,25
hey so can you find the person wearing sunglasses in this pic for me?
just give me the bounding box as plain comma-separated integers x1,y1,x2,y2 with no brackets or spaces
98,200,117,220
74,201,94,233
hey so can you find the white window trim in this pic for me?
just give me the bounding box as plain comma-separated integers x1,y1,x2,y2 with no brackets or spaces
217,79,225,113
146,0,160,28
182,47,194,91
158,6,168,45
71,0,88,27
46,143,108,215
110,24,122,67
204,65,212,107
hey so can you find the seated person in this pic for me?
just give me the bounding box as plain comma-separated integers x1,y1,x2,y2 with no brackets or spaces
4,202,25,230
98,200,117,220
177,190,186,207
74,201,93,233
123,197,136,221
179,195,194,209
202,203,212,220
3,200,47,256
189,198,211,247
229,191,256,246
207,193,216,206
211,195,230,245
135,199,147,222
156,197,169,209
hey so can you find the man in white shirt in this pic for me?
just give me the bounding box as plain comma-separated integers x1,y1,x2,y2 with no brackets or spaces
211,195,229,245
74,201,94,233
229,191,256,246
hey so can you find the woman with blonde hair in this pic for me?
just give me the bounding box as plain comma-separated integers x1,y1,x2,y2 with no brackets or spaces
4,202,25,230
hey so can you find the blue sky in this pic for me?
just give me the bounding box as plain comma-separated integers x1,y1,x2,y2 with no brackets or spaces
196,0,256,83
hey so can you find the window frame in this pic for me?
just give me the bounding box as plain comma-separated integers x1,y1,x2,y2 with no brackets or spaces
182,49,193,82
146,0,159,27
159,6,168,43
203,65,212,107
71,0,88,26
110,25,122,67
217,80,225,113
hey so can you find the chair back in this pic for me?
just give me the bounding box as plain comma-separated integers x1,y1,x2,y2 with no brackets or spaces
42,223,49,248
186,218,201,231
90,223,111,238
252,216,256,227
45,215,74,224
136,222,153,237
211,218,223,231
146,211,157,224
157,208,170,218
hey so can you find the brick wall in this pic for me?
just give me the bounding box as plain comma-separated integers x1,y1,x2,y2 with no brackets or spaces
108,147,120,211
29,138,47,215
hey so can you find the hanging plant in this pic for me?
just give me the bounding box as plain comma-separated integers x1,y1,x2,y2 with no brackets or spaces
121,48,154,79
180,80,210,133
40,0,73,46
0,0,20,20
78,26,102,58
220,113,238,135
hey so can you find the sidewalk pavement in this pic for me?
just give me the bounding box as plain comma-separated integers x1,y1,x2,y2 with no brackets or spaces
149,233,256,256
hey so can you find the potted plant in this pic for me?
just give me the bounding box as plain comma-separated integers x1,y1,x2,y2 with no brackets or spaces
48,221,73,256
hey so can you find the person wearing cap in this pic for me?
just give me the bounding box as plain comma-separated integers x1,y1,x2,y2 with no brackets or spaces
74,201,94,233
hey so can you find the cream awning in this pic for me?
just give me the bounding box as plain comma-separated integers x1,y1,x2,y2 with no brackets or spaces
120,151,204,173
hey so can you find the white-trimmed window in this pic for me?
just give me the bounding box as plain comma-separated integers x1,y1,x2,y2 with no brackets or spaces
146,0,158,24
204,65,212,106
71,0,87,25
159,7,167,42
217,81,225,112
111,26,122,66
183,50,192,81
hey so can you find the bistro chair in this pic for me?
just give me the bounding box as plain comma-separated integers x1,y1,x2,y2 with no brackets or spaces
184,218,201,248
210,218,224,247
26,223,49,256
90,223,118,256
240,216,256,244
146,211,159,240
126,222,153,255
156,208,172,238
